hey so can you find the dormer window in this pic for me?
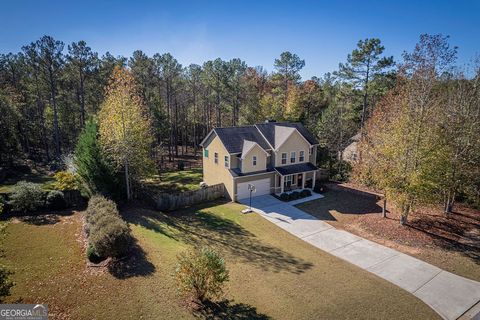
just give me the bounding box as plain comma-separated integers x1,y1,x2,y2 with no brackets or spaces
281,153,287,164
299,150,305,162
290,151,296,163
253,156,257,166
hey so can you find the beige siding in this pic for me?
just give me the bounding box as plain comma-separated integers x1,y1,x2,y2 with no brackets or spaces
241,144,267,173
275,130,311,167
309,145,318,165
202,134,234,199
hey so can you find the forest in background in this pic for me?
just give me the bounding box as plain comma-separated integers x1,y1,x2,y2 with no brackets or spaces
1,34,479,214
0,35,395,169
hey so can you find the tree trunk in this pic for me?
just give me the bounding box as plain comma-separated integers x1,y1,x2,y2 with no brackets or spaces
124,159,131,200
382,198,387,218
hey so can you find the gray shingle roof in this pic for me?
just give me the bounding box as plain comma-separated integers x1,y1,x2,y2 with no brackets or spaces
275,162,318,176
201,122,318,154
255,122,319,148
214,126,270,154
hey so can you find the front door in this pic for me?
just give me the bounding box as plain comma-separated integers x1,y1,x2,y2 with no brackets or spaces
297,174,303,188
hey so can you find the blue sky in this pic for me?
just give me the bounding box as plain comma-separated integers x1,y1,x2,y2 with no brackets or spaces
1,0,479,79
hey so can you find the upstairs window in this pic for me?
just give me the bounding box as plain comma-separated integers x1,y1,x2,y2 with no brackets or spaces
204,149,209,158
214,152,218,164
281,153,287,165
290,151,296,163
224,155,229,168
253,156,257,166
299,150,305,162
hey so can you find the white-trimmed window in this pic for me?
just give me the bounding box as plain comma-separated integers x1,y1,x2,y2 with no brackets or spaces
214,152,218,164
224,155,229,168
299,150,305,162
285,175,292,184
252,155,257,166
281,153,287,165
290,151,296,163
292,175,297,184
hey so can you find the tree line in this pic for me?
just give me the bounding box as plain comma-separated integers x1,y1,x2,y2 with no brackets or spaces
356,35,480,218
0,35,394,169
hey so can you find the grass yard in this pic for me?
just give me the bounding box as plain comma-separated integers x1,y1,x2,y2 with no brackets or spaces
298,185,480,282
0,172,54,194
0,200,439,319
141,168,203,194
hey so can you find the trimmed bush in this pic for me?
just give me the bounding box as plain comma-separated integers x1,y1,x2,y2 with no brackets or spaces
85,195,132,259
8,181,45,213
46,190,66,210
175,247,229,302
279,193,290,201
290,191,301,200
89,218,132,258
300,189,312,197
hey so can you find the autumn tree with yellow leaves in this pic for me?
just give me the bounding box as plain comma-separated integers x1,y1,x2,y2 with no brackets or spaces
98,66,153,199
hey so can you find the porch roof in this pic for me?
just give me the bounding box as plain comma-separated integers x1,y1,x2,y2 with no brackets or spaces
274,163,318,176
229,166,275,178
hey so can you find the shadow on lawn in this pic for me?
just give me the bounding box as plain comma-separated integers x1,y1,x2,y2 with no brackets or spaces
108,240,156,279
1,210,76,226
124,202,313,274
299,188,383,221
195,299,270,320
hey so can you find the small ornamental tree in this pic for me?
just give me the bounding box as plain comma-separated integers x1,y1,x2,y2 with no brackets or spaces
175,247,229,303
98,66,153,200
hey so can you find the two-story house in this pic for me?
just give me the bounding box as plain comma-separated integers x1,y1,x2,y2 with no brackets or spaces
199,120,319,201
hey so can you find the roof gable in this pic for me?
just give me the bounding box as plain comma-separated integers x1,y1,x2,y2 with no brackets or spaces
213,126,270,154
255,122,318,149
240,140,268,159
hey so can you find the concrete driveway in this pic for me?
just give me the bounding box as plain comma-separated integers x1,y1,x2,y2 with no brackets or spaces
239,194,480,320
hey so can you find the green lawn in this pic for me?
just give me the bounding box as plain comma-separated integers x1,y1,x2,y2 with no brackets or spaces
142,168,203,194
0,200,439,319
0,173,54,194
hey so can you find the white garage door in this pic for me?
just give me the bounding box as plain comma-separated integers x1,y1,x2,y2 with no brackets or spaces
237,178,271,200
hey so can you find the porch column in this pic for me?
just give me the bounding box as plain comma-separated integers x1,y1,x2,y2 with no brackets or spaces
302,172,305,189
280,175,284,193
312,170,316,189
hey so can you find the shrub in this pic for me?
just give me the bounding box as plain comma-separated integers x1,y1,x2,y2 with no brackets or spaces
46,190,66,210
290,191,301,200
175,247,229,302
85,195,118,226
313,183,326,194
89,218,132,258
86,244,103,263
279,193,290,201
8,181,45,213
85,195,132,259
52,171,79,191
0,265,14,302
300,189,312,197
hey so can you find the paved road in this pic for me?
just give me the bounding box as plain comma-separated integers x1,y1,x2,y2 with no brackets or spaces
239,194,480,320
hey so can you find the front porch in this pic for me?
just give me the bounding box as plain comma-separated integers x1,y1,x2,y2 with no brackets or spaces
273,163,318,194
